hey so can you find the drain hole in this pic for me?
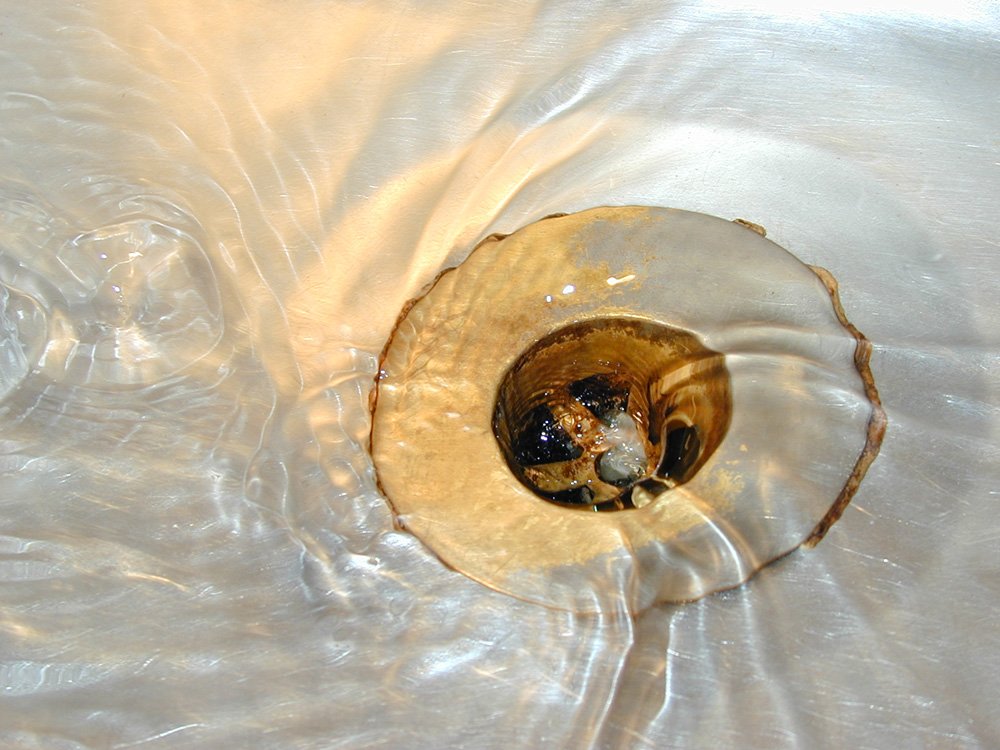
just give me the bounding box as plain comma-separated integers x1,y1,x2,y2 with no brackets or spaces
493,318,732,512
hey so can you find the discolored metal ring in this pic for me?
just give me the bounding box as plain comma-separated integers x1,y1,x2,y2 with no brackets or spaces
370,206,885,614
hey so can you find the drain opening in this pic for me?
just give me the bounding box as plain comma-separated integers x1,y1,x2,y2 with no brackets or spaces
492,317,732,512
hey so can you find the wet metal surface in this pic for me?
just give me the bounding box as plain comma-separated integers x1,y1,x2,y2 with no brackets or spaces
0,2,997,747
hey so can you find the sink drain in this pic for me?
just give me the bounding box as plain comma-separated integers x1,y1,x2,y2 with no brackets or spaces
493,317,731,512
369,206,885,613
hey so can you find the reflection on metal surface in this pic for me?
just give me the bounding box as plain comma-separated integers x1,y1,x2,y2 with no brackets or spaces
370,207,885,612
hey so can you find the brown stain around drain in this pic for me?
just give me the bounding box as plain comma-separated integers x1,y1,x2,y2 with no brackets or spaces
804,265,887,546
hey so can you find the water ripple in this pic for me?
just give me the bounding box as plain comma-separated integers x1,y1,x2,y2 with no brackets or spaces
1,194,225,391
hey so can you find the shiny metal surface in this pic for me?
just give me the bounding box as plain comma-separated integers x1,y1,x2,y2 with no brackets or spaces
1,2,997,748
